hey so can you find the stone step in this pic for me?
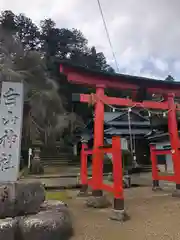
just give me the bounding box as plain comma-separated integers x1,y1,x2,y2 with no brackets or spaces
41,157,75,163
41,153,73,158
42,162,77,166
41,160,74,164
41,157,78,166
41,158,72,161
41,156,73,161
41,158,73,162
41,149,73,154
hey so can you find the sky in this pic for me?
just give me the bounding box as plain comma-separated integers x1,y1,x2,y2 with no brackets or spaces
1,0,180,79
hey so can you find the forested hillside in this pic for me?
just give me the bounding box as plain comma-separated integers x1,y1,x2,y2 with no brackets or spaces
0,10,114,146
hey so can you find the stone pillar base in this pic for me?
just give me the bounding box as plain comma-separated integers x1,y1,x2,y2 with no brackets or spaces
172,184,180,197
152,180,162,191
77,184,89,197
152,186,163,191
86,190,110,208
110,198,129,222
110,209,130,222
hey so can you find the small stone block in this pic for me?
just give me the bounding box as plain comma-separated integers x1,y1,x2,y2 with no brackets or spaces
86,195,111,208
109,209,130,222
152,186,163,192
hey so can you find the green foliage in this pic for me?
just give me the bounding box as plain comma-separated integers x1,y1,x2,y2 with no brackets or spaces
0,9,112,151
0,9,114,148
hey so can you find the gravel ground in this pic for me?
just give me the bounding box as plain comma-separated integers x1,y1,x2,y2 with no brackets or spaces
67,187,180,240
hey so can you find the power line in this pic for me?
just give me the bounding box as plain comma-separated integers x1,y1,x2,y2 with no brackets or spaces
96,0,120,73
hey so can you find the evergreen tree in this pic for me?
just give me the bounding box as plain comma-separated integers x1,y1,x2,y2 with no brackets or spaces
165,75,175,81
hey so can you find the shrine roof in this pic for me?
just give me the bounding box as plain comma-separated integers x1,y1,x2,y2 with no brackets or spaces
104,111,148,122
104,128,151,135
83,111,150,129
59,61,180,90
147,130,180,143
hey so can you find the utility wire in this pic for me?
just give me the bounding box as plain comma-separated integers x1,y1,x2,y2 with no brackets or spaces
96,0,120,73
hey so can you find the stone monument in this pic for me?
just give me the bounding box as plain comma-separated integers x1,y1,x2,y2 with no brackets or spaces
0,82,73,240
0,82,24,182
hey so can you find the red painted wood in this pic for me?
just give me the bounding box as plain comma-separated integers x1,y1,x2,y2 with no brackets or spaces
155,150,171,155
112,136,124,199
80,93,169,110
68,72,138,90
61,63,180,195
92,87,105,190
60,64,180,96
167,94,180,184
157,175,175,182
85,149,93,155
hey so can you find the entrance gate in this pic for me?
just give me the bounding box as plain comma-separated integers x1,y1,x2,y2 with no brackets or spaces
60,62,180,220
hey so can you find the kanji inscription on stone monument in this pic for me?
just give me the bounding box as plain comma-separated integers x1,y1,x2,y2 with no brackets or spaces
0,82,24,182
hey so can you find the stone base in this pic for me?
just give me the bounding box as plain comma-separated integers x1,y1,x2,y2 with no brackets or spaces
0,218,18,240
18,210,73,240
86,195,111,208
109,209,130,222
0,181,45,218
0,204,73,240
77,185,89,197
172,190,180,198
152,186,163,192
152,180,162,191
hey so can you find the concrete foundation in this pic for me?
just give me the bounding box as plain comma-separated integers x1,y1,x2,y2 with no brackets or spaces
110,209,130,222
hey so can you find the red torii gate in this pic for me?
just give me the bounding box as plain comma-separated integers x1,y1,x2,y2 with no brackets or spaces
60,62,180,220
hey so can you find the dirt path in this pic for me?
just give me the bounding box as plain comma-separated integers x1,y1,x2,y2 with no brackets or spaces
67,187,180,240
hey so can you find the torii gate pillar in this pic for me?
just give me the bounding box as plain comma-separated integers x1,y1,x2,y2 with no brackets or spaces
168,93,180,195
91,85,105,196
